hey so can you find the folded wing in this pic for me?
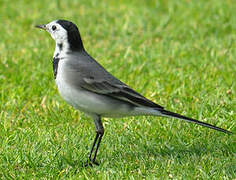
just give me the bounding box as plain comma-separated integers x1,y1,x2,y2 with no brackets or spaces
82,77,164,109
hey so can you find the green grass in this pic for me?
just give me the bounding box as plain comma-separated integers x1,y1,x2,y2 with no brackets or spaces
0,0,235,179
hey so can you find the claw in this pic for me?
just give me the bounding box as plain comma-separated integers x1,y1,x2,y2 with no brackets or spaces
83,159,100,167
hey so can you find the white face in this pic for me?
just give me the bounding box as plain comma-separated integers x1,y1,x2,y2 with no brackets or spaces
45,21,68,44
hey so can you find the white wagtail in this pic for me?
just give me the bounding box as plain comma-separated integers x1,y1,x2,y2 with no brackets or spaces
35,19,232,166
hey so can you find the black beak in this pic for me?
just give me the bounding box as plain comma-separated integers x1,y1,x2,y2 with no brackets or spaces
35,24,47,30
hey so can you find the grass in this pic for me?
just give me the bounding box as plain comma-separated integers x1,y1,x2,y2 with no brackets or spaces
0,0,235,179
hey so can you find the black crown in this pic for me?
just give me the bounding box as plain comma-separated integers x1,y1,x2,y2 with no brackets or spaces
57,20,84,51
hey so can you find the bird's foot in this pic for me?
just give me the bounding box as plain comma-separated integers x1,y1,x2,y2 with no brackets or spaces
83,159,99,167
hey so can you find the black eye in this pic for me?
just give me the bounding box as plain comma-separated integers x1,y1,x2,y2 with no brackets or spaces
52,25,57,31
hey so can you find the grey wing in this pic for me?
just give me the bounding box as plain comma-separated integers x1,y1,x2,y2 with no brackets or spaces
82,77,164,109
65,52,164,109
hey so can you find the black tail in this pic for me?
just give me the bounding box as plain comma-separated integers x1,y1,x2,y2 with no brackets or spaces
159,109,232,134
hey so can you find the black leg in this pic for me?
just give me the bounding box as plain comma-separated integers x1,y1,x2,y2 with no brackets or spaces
88,133,99,160
92,132,104,162
84,115,104,167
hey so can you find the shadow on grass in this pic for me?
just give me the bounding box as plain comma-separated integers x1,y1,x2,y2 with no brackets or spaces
139,140,233,159
46,133,234,172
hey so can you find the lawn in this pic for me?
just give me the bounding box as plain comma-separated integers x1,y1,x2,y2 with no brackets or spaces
0,0,235,179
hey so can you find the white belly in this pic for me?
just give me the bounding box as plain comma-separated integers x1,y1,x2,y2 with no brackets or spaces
55,60,136,117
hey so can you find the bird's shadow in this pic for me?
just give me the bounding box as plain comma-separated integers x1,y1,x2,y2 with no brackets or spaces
60,134,233,170
136,138,232,159
145,144,210,158
72,144,229,170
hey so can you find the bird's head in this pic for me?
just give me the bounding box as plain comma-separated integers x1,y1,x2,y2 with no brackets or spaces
36,19,84,51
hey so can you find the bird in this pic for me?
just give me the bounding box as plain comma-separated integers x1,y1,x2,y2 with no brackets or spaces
35,19,232,166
